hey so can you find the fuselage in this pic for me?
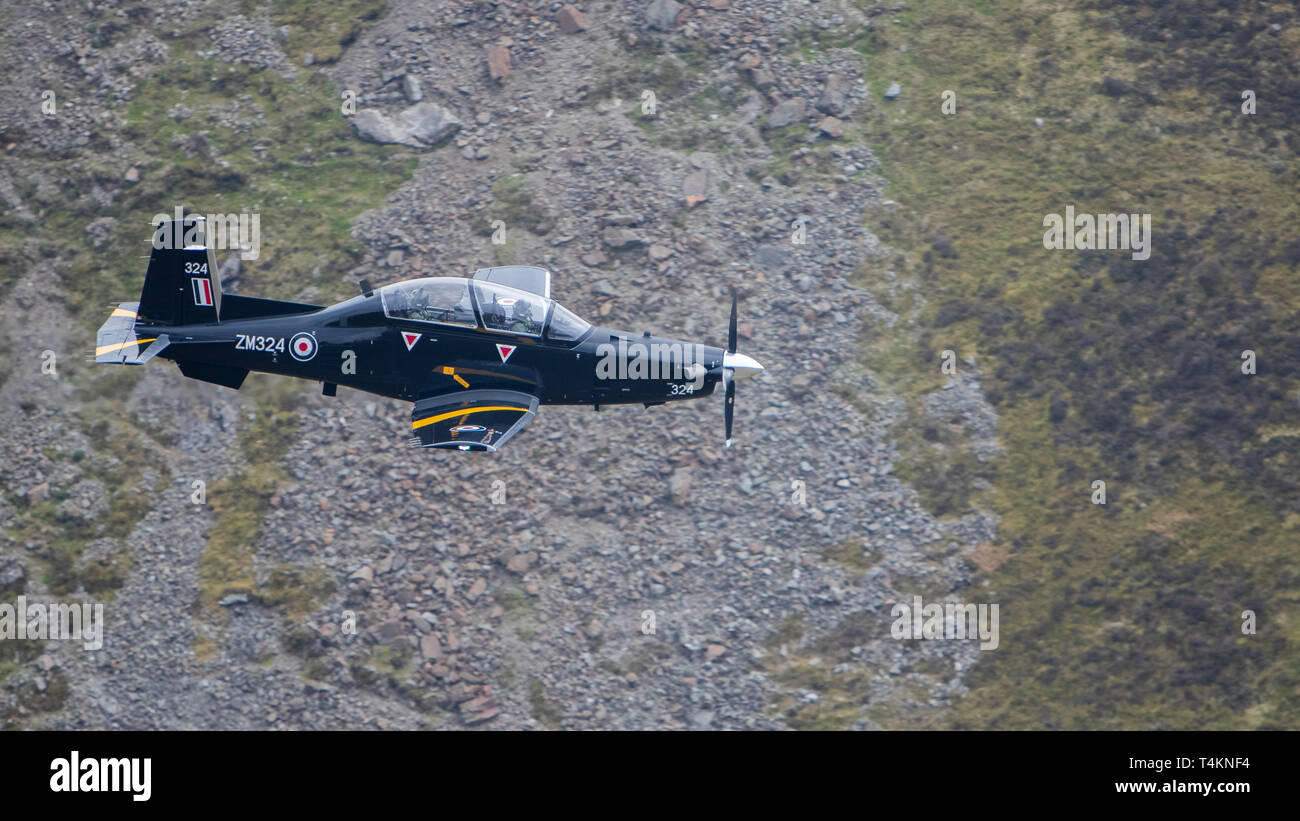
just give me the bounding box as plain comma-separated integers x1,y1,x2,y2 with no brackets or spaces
143,282,727,407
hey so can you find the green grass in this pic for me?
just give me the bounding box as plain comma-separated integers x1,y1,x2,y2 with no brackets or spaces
820,538,880,575
480,175,556,238
1,406,167,597
260,0,388,64
529,678,564,727
196,377,302,619
762,612,881,729
260,564,337,622
813,0,1300,728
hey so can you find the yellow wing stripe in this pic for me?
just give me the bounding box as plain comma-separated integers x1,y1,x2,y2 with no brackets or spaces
95,338,156,356
411,405,523,430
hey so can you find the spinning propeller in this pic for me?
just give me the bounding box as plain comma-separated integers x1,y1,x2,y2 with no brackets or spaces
722,291,764,448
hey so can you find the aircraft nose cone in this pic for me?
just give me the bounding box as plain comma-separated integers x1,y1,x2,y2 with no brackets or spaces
723,351,764,379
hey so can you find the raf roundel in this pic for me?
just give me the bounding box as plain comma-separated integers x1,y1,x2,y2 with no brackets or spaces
289,332,317,362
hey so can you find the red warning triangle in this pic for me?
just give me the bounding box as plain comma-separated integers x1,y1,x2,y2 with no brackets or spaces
402,332,422,351
496,343,516,363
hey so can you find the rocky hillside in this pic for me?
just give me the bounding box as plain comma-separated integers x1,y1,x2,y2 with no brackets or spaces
2,0,1295,730
1,0,997,730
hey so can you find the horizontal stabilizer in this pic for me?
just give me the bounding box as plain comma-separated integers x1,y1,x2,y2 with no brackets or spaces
95,302,160,364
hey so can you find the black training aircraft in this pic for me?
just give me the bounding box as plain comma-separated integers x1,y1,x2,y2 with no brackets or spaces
96,216,764,451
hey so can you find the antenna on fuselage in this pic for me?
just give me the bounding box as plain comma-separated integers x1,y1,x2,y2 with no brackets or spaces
358,278,373,298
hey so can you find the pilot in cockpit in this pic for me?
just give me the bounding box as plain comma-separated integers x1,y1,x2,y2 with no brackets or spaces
406,285,432,320
510,299,539,335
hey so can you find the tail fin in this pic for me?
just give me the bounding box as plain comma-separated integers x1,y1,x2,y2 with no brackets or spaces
137,215,222,326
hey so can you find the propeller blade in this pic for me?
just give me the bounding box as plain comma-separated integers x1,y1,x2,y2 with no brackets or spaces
724,377,736,448
728,291,738,354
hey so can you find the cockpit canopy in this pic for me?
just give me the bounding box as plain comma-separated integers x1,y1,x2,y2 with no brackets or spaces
378,276,591,341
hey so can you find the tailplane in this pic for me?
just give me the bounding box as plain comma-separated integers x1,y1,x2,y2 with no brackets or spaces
94,302,170,364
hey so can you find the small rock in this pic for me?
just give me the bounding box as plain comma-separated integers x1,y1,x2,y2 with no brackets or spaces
818,116,845,138
816,73,847,114
748,67,776,91
466,578,487,600
669,468,693,505
602,227,644,249
645,0,683,31
349,565,374,585
816,74,848,116
884,82,902,100
683,171,710,207
85,216,118,248
507,551,537,573
602,213,640,226
376,620,404,640
556,5,588,33
420,634,443,660
487,44,511,83
24,483,49,504
401,74,422,103
765,97,807,129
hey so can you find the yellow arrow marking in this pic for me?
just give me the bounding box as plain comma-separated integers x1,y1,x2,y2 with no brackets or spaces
438,365,470,388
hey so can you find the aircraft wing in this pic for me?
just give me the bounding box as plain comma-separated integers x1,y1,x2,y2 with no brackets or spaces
408,388,539,452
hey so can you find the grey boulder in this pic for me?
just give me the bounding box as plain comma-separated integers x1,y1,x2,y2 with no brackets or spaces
353,103,462,149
